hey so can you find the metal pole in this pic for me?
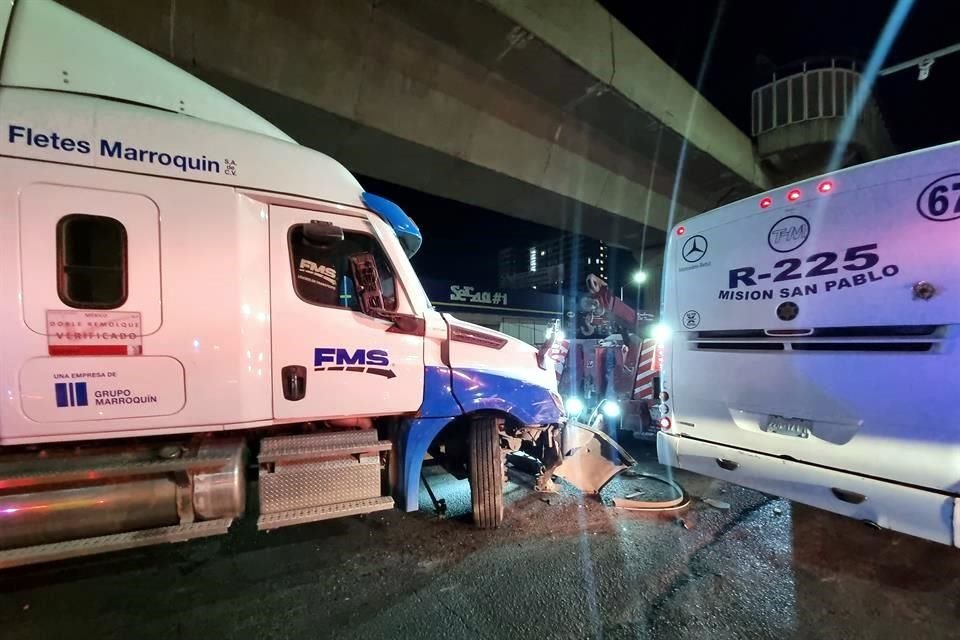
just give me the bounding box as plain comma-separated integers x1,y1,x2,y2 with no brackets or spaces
880,42,960,76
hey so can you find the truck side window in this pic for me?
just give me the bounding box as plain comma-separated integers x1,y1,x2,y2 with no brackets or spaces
56,214,128,309
289,225,398,312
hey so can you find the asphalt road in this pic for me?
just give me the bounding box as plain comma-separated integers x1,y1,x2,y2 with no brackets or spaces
1,442,958,640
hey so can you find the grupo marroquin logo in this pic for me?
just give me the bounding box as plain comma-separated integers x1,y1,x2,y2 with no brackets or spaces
55,381,88,407
681,235,708,263
768,215,810,253
916,173,960,222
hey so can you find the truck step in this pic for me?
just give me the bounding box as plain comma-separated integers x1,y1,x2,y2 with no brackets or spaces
258,430,393,518
260,455,383,512
257,497,394,531
0,518,233,570
258,430,391,464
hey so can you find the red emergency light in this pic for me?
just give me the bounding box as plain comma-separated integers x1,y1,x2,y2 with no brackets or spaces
676,226,686,236
818,180,834,193
759,197,773,209
787,189,801,202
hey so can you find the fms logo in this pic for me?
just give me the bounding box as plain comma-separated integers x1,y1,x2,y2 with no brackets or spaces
55,381,88,407
299,259,337,286
313,348,395,379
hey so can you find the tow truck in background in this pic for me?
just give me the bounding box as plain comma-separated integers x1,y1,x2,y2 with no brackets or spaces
550,275,666,442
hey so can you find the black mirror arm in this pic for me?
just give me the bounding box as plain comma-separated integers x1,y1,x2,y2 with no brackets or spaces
348,253,424,336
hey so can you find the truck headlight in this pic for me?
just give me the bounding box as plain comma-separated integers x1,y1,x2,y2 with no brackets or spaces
601,400,621,418
565,396,585,417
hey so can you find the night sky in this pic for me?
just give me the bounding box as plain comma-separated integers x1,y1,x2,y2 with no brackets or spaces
600,0,960,152
359,175,557,290
365,1,960,290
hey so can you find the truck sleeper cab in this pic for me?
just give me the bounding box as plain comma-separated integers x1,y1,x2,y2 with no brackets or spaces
657,141,960,547
0,0,563,568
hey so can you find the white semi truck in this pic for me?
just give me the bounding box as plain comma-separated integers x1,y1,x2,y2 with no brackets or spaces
657,141,960,547
0,0,567,567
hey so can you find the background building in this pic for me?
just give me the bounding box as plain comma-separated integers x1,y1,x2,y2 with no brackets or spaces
497,234,632,294
420,277,564,346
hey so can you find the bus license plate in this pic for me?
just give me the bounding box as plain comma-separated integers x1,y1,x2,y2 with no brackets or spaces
764,415,812,438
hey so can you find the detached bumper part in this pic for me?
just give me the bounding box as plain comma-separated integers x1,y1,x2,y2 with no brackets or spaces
552,421,633,494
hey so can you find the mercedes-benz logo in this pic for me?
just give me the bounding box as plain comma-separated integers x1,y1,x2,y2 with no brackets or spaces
682,235,708,263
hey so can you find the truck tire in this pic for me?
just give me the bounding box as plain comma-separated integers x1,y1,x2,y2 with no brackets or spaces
468,415,504,529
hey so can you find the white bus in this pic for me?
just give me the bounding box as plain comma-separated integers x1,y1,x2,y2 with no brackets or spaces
656,142,960,547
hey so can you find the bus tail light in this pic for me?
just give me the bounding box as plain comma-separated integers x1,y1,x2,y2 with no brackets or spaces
659,416,672,430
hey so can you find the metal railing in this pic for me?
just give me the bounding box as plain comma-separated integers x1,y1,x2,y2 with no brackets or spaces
751,59,867,137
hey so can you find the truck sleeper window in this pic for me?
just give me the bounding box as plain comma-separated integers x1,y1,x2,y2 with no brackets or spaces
288,225,398,312
56,214,128,309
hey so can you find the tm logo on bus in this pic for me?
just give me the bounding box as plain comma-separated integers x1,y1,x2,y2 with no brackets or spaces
768,216,810,253
916,173,960,222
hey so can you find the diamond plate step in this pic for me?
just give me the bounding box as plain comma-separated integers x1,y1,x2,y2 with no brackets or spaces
0,519,233,569
259,455,383,513
259,430,391,464
257,497,394,531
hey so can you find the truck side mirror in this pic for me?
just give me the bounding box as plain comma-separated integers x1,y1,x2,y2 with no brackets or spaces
348,252,387,316
348,252,425,336
302,220,344,245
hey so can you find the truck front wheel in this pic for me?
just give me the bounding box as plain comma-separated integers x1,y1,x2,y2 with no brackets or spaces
468,415,504,529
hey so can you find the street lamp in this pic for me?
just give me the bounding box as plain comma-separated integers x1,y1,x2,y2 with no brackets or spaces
632,271,648,285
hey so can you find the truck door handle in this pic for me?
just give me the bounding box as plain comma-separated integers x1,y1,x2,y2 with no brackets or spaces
716,458,738,471
281,365,307,401
831,488,867,504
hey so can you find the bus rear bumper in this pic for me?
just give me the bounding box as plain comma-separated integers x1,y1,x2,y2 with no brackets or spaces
657,431,958,548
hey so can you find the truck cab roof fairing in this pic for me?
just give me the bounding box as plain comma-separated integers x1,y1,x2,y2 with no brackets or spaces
361,192,422,258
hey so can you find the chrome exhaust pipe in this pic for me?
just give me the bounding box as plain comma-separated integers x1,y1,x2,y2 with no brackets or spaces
0,439,246,551
0,480,180,550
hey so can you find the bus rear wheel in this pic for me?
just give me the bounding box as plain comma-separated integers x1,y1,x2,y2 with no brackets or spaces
468,415,504,529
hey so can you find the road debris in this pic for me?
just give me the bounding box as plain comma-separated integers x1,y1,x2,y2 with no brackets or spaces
703,498,731,510
553,421,632,493
611,473,690,513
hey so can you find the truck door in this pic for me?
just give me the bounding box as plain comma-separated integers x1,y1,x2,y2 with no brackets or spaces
269,205,424,420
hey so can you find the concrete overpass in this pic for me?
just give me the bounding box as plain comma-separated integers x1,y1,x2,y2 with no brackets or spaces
61,0,767,306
